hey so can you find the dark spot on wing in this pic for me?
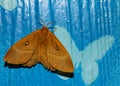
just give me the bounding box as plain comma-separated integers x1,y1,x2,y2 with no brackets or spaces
55,45,59,51
25,41,29,46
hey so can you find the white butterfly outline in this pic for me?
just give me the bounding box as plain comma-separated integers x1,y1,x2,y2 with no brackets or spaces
54,25,114,85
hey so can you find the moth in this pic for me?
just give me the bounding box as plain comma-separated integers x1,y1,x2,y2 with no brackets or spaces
4,20,74,73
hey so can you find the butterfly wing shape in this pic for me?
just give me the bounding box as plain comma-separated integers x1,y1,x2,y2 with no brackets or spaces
81,35,114,84
4,30,39,67
45,31,74,73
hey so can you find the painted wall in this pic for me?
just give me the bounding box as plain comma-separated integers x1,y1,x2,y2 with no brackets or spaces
0,0,119,86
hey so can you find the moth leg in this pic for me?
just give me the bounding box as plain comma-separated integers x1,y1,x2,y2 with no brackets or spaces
23,60,36,67
23,51,37,67
43,62,56,71
39,57,55,71
47,64,56,71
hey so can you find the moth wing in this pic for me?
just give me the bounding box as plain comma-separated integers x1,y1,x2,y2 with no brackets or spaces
46,32,74,73
4,30,39,66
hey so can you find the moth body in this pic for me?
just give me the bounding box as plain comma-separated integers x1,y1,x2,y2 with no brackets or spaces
4,26,74,73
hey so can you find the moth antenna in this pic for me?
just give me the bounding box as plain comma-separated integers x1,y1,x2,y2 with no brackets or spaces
48,27,57,33
38,22,44,27
53,28,57,32
46,22,56,27
39,18,45,26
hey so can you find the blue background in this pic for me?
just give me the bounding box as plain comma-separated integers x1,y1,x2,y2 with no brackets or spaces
0,0,120,86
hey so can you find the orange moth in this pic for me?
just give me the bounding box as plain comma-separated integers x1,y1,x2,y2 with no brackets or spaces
4,20,74,73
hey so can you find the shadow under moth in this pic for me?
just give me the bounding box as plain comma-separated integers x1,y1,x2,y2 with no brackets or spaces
4,20,74,75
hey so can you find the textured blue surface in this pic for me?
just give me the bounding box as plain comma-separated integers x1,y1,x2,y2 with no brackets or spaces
0,0,120,86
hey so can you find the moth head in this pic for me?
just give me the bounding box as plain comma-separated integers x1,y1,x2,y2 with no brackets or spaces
38,18,56,30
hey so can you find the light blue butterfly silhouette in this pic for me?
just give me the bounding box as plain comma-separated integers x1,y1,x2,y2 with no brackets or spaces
54,25,114,85
0,0,17,10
